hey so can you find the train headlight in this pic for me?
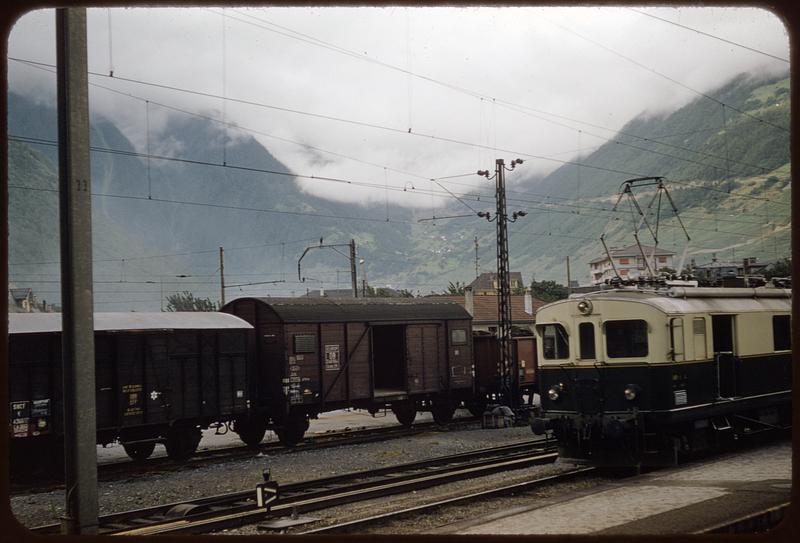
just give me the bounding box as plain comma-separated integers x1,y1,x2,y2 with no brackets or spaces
547,383,564,401
577,299,593,315
624,384,641,401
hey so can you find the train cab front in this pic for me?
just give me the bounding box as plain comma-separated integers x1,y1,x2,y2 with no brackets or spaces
531,376,644,465
529,295,652,466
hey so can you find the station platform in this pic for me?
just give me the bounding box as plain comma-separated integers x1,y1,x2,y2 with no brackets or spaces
439,441,792,535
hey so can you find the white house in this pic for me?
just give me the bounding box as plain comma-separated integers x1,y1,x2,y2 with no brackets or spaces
589,244,676,285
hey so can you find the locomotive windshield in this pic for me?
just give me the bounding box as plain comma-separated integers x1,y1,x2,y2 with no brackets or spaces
579,322,596,360
604,319,648,358
540,323,569,360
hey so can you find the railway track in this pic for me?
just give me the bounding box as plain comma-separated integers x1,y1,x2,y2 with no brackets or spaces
30,438,555,536
301,466,598,534
12,416,481,493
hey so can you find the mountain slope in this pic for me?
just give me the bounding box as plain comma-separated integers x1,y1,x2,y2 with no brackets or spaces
6,71,791,310
403,71,791,286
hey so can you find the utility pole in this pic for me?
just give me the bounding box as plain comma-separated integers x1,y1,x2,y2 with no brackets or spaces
298,238,359,298
219,246,225,307
349,239,358,299
477,159,526,411
566,256,572,295
56,7,97,534
359,258,368,297
474,236,479,279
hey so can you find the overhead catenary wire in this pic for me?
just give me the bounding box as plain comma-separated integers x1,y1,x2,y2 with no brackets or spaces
626,7,789,63
208,7,788,171
9,183,783,249
541,15,789,133
7,11,790,293
10,133,789,213
8,142,790,242
10,57,787,200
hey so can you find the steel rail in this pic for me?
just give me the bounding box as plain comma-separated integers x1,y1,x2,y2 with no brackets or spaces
29,439,552,536
300,466,598,534
112,447,559,536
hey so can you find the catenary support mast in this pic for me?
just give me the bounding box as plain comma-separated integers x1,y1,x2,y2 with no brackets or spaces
57,7,98,534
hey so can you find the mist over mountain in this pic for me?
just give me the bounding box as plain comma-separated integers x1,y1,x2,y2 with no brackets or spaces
7,70,791,311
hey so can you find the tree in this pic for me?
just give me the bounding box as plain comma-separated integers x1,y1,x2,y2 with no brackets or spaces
764,258,791,279
363,286,415,298
529,279,568,303
166,291,217,312
443,281,466,295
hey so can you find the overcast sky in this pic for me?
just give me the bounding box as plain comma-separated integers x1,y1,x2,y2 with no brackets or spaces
6,5,790,209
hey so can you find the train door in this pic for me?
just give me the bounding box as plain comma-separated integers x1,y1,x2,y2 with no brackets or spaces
711,315,737,398
669,318,685,362
372,325,407,396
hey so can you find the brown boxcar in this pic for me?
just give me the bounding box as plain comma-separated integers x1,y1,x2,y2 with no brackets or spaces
8,312,252,467
471,334,538,415
221,297,474,446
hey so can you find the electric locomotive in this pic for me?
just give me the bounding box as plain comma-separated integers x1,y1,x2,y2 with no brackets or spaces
530,286,792,467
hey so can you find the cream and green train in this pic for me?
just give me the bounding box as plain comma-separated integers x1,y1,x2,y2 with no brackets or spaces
529,286,792,467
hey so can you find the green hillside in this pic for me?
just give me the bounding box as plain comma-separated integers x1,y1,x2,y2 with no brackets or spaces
6,71,791,308
7,140,178,309
394,72,791,287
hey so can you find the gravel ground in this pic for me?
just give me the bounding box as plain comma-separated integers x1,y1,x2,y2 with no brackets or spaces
10,412,544,529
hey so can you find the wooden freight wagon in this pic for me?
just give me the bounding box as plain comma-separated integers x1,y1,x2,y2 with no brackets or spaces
8,312,252,468
471,334,538,415
221,297,474,447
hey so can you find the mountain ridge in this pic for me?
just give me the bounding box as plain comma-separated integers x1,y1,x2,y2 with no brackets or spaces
6,70,791,310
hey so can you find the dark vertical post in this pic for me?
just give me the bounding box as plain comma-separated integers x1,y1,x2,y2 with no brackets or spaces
566,256,572,295
349,239,358,298
56,7,98,535
474,236,479,279
219,246,225,307
494,159,514,409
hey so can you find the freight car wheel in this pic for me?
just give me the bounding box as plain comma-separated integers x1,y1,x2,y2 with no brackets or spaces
275,416,309,447
123,442,156,461
391,403,417,427
164,426,202,461
431,403,455,425
467,400,487,418
234,418,268,448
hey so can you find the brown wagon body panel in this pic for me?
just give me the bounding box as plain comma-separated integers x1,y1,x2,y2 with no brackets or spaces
221,297,475,423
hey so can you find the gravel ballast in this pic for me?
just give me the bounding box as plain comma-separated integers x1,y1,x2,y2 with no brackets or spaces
10,410,559,530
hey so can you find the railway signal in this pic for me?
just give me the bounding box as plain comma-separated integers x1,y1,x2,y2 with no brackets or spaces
255,469,280,512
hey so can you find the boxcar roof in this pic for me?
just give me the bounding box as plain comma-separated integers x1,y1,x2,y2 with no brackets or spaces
227,297,472,323
546,287,792,316
8,312,253,335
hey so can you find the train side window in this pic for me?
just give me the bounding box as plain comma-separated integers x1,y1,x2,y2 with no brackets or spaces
693,318,707,359
540,324,569,360
451,329,468,345
773,315,791,351
605,320,648,358
293,334,316,354
578,322,595,360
